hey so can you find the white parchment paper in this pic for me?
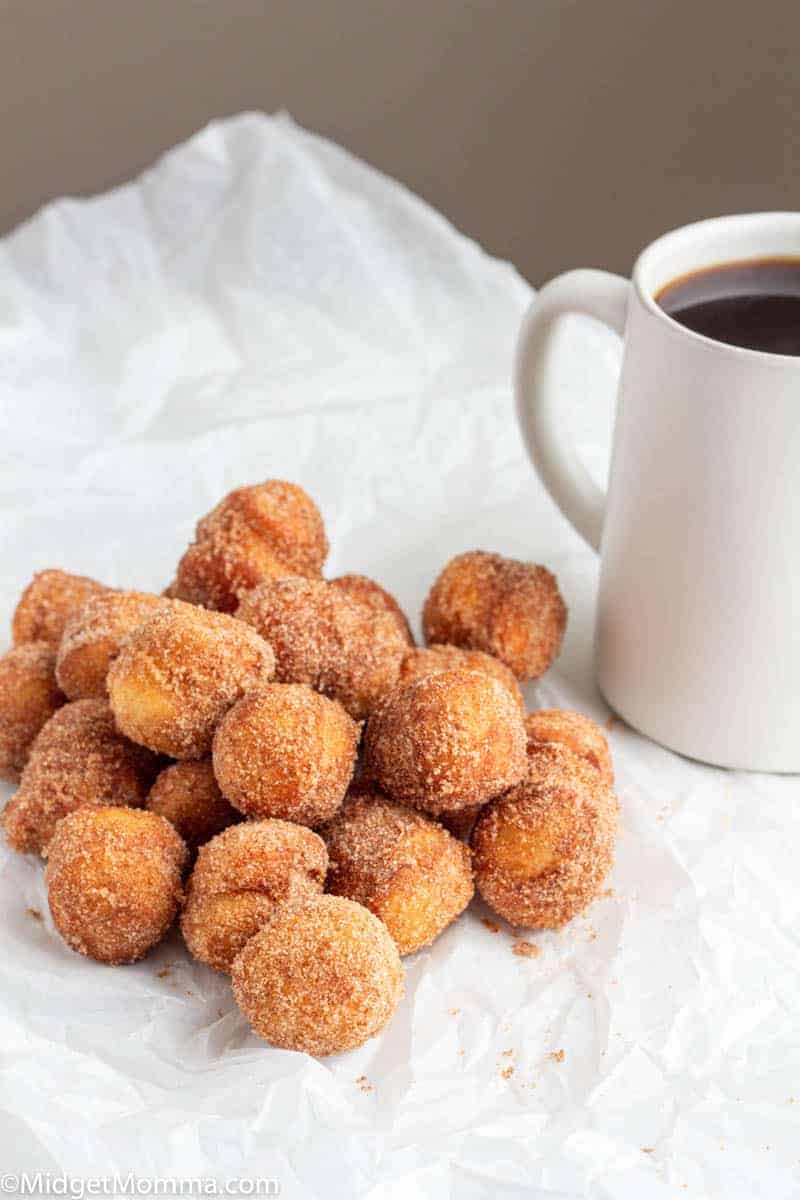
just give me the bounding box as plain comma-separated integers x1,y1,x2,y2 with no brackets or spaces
0,113,797,1200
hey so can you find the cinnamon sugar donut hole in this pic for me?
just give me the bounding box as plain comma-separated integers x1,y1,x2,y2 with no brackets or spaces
471,742,617,929
422,550,567,681
398,644,524,712
330,574,414,645
212,683,358,827
525,709,614,785
107,600,274,758
321,790,473,955
146,759,240,855
0,643,65,781
236,577,408,720
45,806,187,965
172,480,328,612
12,569,109,649
181,820,327,972
231,893,404,1057
363,668,527,816
2,699,158,856
56,590,165,700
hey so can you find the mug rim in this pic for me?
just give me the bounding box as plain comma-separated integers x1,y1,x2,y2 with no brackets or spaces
632,211,800,363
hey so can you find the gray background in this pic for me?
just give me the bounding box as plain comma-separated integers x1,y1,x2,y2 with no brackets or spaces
3,0,798,283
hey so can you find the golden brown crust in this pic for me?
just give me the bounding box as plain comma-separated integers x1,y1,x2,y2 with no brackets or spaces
398,644,524,711
236,576,408,720
471,743,617,929
212,683,359,826
0,642,65,781
330,574,414,645
172,480,328,612
525,709,614,785
321,791,473,955
363,668,527,815
145,759,240,854
12,570,109,648
2,699,159,856
231,893,404,1056
422,550,567,680
106,600,275,758
45,806,187,964
180,820,328,972
56,590,165,700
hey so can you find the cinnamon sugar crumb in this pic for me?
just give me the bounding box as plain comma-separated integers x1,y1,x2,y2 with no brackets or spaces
512,940,539,958
501,1048,514,1057
156,967,172,979
605,714,618,731
448,1007,460,1016
356,1075,374,1094
481,918,500,934
26,907,43,923
641,1146,655,1154
549,1049,565,1063
500,1065,515,1080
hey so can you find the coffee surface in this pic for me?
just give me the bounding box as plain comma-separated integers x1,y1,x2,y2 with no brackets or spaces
656,257,800,355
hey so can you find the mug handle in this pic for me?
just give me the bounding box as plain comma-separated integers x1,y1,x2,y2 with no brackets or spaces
514,269,629,552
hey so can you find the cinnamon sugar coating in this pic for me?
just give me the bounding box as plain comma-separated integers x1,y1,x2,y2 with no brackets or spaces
56,590,165,700
525,709,614,785
181,820,327,973
330,574,414,645
471,743,618,929
398,644,524,711
231,893,404,1057
2,699,159,856
45,806,187,964
146,759,240,855
107,600,275,758
0,642,65,781
12,569,109,649
422,550,567,681
321,790,474,955
172,480,328,612
236,576,408,720
363,668,527,815
212,683,358,827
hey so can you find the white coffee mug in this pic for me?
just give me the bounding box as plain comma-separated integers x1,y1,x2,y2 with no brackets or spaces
515,212,800,773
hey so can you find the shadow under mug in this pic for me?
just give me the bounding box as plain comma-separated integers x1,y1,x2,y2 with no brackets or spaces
515,212,800,773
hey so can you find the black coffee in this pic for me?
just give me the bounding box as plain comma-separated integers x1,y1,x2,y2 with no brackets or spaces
656,257,800,355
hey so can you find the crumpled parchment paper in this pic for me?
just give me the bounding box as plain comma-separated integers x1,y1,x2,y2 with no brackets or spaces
0,112,797,1200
